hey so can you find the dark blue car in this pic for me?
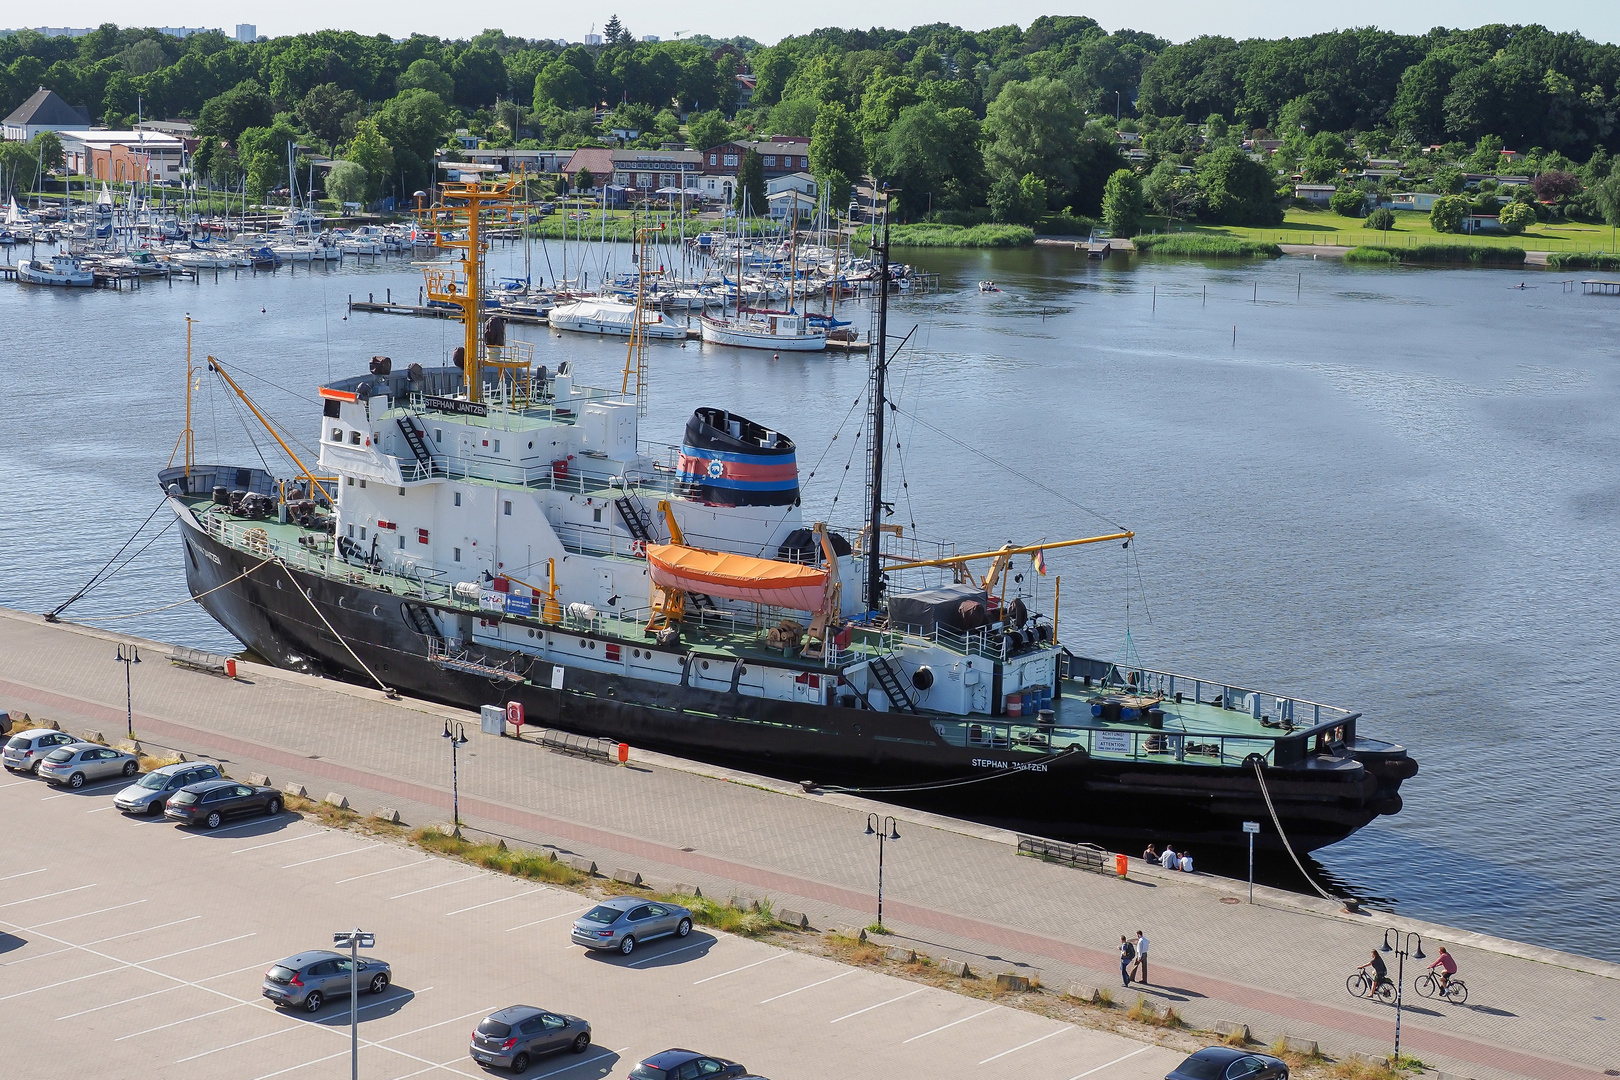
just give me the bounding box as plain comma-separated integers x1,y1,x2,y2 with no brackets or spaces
1166,1047,1288,1080
629,1049,747,1080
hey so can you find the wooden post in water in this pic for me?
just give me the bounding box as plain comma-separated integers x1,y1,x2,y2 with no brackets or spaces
1252,281,1257,303
1232,325,1236,347
1152,284,1156,312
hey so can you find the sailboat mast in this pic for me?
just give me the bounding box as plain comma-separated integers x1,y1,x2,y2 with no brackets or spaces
864,194,891,613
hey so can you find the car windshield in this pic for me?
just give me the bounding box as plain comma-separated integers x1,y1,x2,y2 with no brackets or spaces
1176,1054,1232,1080
580,905,622,924
45,748,75,763
171,790,200,805
475,1019,512,1037
5,736,29,750
268,966,298,982
629,1067,668,1080
136,773,169,789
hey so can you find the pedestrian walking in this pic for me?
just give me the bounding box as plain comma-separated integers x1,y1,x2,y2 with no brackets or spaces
1119,934,1136,987
1131,930,1150,983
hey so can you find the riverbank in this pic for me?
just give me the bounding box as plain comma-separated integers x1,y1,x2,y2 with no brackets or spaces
3,608,1614,1080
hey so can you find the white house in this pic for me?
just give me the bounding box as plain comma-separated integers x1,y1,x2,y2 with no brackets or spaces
766,172,817,198
2,87,90,141
766,190,814,221
1389,192,1440,211
1294,183,1337,206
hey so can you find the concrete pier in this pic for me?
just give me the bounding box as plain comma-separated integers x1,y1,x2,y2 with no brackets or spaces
1,609,1614,1080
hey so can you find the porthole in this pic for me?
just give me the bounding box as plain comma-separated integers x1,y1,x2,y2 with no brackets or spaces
701,660,710,671
528,628,536,638
738,666,746,676
579,638,587,647
589,641,597,650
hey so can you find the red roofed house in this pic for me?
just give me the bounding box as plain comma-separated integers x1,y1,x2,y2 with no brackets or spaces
561,147,614,190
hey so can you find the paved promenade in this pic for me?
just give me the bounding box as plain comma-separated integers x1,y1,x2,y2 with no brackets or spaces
2,609,1615,1080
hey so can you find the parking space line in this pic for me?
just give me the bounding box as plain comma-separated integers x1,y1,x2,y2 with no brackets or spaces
759,969,853,1003
692,951,786,984
246,1048,350,1080
337,858,434,884
903,1005,998,1043
528,1045,631,1079
1066,1046,1150,1079
977,1026,1067,1064
180,818,286,838
627,939,710,967
284,844,377,868
175,1023,299,1062
445,892,529,916
0,867,47,883
42,780,129,800
25,898,146,929
2,916,204,968
139,931,258,965
506,907,582,932
232,830,322,854
0,883,95,909
0,779,36,790
830,987,926,1023
57,983,185,1019
390,874,481,900
198,958,286,981
116,1000,249,1040
0,963,127,1001
388,1055,484,1080
374,1006,501,1043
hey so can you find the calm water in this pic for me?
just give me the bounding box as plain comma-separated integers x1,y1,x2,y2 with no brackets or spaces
2,240,1615,960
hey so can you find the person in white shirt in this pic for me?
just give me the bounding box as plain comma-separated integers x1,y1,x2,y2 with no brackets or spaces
1159,846,1178,870
1178,851,1194,872
1130,930,1150,983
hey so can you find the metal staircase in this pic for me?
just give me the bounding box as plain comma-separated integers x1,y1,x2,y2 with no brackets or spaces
396,416,433,470
868,654,916,712
619,495,716,610
401,602,440,644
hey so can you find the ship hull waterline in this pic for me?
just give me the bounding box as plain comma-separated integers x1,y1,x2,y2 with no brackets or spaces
170,505,1403,854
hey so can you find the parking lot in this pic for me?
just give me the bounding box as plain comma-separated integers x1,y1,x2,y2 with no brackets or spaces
0,764,1181,1080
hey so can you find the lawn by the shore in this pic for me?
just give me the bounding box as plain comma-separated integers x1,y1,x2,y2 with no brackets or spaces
1138,207,1619,253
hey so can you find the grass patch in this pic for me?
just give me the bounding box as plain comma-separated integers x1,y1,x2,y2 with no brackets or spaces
1094,987,1114,1008
289,794,364,829
409,826,585,886
1137,207,1617,253
1546,250,1620,270
665,894,778,937
1221,1026,1249,1046
866,923,891,935
1326,1058,1403,1080
1131,234,1281,258
1125,996,1183,1027
1037,211,1100,236
823,930,887,966
1344,246,1400,264
137,753,184,772
1400,242,1524,265
1269,1040,1327,1066
855,222,1035,248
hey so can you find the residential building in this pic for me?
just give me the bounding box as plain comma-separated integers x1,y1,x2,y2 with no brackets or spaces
734,74,756,108
2,87,90,141
610,147,702,196
235,24,256,42
1293,183,1337,206
641,35,660,42
1462,214,1502,233
561,146,615,189
766,190,813,221
584,33,603,45
766,172,817,198
460,148,571,174
62,130,187,183
1389,192,1440,211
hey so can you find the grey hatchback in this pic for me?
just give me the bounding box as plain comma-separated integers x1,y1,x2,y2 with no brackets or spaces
114,761,224,815
571,897,693,955
469,1005,591,1074
262,950,392,1013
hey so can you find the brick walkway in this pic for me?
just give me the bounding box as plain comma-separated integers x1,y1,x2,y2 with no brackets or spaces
2,610,1615,1080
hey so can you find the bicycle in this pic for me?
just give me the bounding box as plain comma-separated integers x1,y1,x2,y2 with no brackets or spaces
1346,971,1396,1002
1414,971,1468,1005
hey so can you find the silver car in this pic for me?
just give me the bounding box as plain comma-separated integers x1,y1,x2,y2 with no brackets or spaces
571,897,693,955
37,742,140,789
114,761,224,815
3,729,79,774
262,950,392,1013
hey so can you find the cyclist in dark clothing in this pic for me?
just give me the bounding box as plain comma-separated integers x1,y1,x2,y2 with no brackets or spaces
1361,949,1391,992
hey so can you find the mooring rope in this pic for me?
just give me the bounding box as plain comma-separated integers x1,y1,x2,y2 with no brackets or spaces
276,559,396,698
47,497,170,620
1250,755,1344,904
74,555,279,621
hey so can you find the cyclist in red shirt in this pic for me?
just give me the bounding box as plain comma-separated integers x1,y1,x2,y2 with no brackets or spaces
1429,946,1458,990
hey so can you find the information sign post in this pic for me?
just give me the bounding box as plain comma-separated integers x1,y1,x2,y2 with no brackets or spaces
1242,821,1260,903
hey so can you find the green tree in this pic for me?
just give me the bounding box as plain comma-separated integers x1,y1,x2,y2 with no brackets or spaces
296,83,361,149
373,89,450,195
1329,185,1366,217
767,98,819,137
535,59,590,109
1143,160,1201,222
869,102,983,218
397,58,453,101
451,48,506,110
983,77,1083,202
810,102,863,207
735,148,767,216
1497,200,1536,235
120,38,167,76
326,160,368,206
1197,145,1283,225
1101,168,1144,235
686,110,732,153
1597,172,1620,227
1364,206,1395,231
237,118,299,200
198,80,274,145
1301,132,1354,183
988,172,1045,224
28,130,65,173
576,167,595,191
1432,166,1465,194
1429,193,1469,233
343,119,393,202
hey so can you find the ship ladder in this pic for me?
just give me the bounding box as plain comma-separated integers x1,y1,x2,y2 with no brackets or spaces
396,417,434,471
868,654,917,713
614,495,654,542
401,602,441,645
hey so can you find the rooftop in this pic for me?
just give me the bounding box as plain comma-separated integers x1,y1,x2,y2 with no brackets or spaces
3,87,89,128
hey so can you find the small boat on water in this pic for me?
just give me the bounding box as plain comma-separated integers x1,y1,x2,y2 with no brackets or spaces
17,252,94,287
700,308,827,351
549,297,686,339
978,281,1000,292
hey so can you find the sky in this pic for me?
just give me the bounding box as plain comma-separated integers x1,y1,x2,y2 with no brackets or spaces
11,1,1617,46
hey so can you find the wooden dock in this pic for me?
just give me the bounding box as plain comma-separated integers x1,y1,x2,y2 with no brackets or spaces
1581,279,1620,296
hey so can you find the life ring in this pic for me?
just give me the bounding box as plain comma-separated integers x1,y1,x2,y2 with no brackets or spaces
630,540,647,557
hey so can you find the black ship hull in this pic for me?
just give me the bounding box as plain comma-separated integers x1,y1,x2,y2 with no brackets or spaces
172,507,1412,854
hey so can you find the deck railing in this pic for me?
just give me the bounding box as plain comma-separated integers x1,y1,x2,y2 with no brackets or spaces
929,716,1280,767
1064,653,1355,729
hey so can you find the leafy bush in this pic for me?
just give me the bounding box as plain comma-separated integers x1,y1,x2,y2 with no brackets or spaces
1329,186,1366,218
856,223,1034,247
1131,234,1281,257
1344,246,1399,264
410,827,585,885
1546,251,1620,270
1037,211,1100,235
1364,207,1395,231
1429,194,1470,233
1498,202,1536,235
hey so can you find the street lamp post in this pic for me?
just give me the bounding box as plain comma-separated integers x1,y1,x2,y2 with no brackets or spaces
863,814,899,931
333,929,375,1080
114,644,140,739
1380,928,1424,1064
442,721,468,836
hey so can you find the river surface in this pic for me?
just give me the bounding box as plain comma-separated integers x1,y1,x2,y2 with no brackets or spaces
2,238,1616,960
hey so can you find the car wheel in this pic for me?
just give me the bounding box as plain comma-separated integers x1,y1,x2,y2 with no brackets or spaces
122,760,139,776
676,917,692,938
68,772,85,789
303,991,323,1013
205,810,223,829
571,1032,590,1054
266,796,283,816
510,1052,529,1075
148,800,164,816
368,972,388,994
31,760,42,774
618,935,636,956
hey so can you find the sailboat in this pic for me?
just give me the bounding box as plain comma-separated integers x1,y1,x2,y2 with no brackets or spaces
153,177,1417,853
699,192,826,352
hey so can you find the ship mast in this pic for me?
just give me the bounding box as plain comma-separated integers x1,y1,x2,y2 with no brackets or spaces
424,168,524,403
864,192,891,613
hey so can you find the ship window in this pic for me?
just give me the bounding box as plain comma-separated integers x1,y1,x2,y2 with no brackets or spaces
493,439,501,453
350,431,361,445
454,492,462,507
331,427,342,441
359,479,367,488
592,508,602,522
434,429,442,443
360,527,367,541
398,536,405,549
398,487,405,496
504,501,512,516
346,476,354,486
347,524,354,538
453,547,462,562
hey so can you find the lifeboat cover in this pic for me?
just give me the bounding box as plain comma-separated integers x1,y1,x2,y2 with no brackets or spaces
647,544,828,612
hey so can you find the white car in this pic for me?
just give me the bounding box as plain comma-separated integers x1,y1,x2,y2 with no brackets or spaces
114,761,225,815
37,742,140,789
3,729,79,774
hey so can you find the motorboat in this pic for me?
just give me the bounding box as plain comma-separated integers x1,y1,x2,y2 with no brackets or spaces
549,298,686,339
17,252,94,287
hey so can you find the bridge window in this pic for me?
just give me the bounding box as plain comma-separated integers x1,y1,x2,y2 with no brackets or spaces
453,547,462,562
331,427,342,441
454,492,462,507
350,431,361,445
504,501,512,516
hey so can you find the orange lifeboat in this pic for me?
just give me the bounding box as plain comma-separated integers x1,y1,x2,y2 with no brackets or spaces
646,543,828,611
